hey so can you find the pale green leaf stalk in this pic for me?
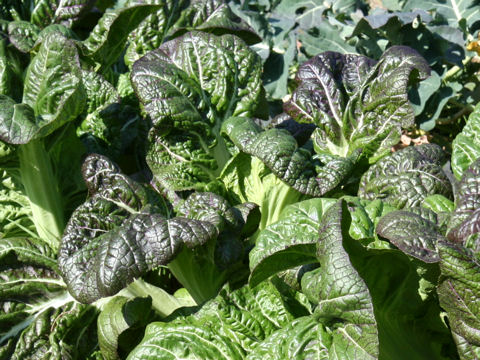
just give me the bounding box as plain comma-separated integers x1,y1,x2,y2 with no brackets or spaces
18,140,64,249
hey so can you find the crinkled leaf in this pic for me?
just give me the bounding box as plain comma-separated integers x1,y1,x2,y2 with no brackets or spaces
219,152,304,234
3,300,99,360
285,46,430,162
131,31,265,193
59,154,218,303
359,144,453,209
448,158,480,243
376,208,446,262
452,103,480,180
77,71,143,161
168,191,259,303
437,241,480,359
125,0,188,66
0,33,85,145
312,201,379,358
223,116,359,197
0,39,20,100
83,3,161,72
127,281,296,359
249,198,336,288
31,0,95,27
0,167,35,238
345,197,396,244
246,317,328,359
7,21,39,53
171,0,260,44
0,237,57,270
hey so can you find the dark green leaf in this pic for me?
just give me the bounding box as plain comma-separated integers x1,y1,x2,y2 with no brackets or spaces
131,31,265,193
83,3,161,72
376,208,445,262
359,144,453,209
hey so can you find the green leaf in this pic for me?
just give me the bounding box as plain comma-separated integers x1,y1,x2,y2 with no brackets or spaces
83,3,161,72
422,194,455,213
127,281,296,359
358,144,453,209
0,39,21,100
452,103,480,180
7,21,39,53
131,31,265,193
0,166,35,238
0,33,85,144
437,241,480,359
31,0,95,27
249,198,337,287
275,0,326,29
171,0,260,44
311,201,379,358
262,33,296,100
223,116,349,197
376,208,446,262
299,21,356,56
246,317,328,359
98,296,154,360
4,300,99,359
220,152,305,233
125,0,188,67
0,237,57,270
404,0,480,28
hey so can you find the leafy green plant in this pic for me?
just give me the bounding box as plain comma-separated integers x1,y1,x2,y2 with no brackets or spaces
1,1,480,359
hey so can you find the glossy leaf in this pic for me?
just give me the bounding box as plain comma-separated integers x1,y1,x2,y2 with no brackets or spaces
448,158,480,243
31,0,95,27
437,241,480,359
0,33,84,145
311,201,379,358
452,103,480,180
131,31,265,193
98,296,154,360
127,281,297,359
359,144,453,208
223,116,359,197
83,3,161,71
285,46,430,162
376,208,446,262
249,198,336,287
59,154,218,303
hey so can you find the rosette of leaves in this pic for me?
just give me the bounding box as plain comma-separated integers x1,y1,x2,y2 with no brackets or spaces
358,144,453,208
59,153,259,304
131,30,266,196
223,46,430,198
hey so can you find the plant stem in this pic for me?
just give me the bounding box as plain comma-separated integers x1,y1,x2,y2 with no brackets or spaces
443,56,473,82
18,139,64,250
